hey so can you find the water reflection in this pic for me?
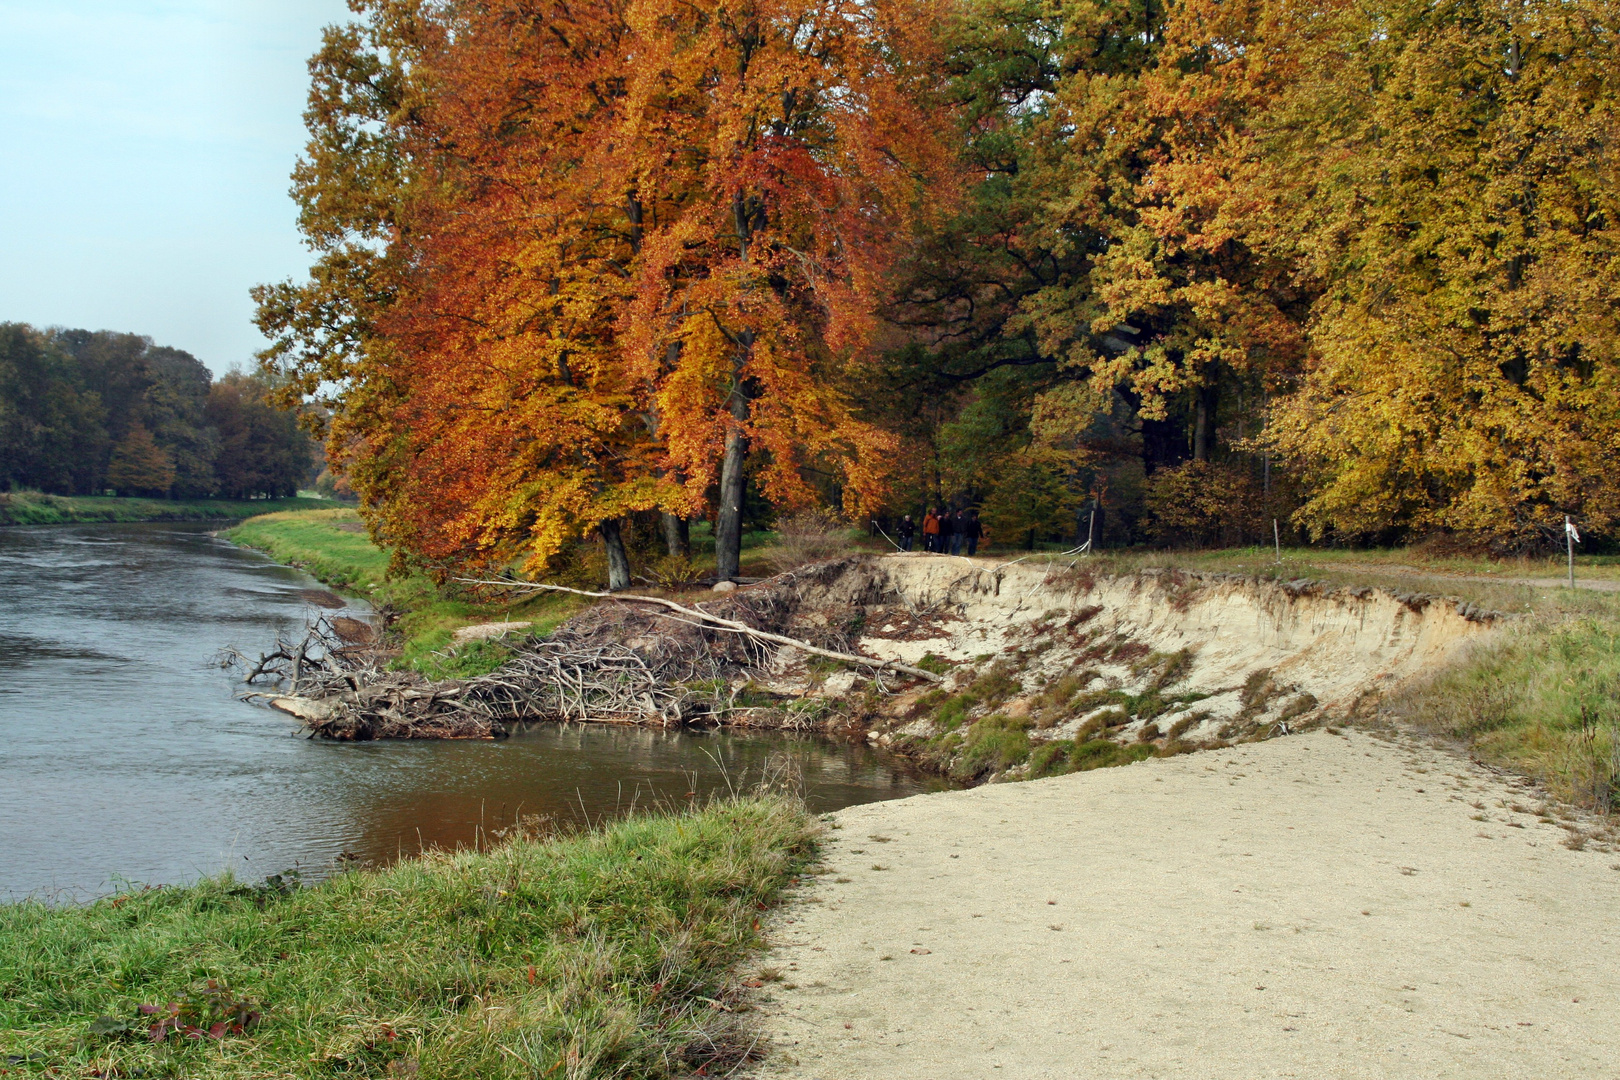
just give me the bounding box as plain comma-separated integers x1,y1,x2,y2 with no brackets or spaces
0,522,945,900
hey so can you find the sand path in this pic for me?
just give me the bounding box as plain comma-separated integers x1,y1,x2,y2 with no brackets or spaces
754,731,1619,1079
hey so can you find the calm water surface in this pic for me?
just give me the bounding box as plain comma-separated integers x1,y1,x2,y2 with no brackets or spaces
0,522,945,899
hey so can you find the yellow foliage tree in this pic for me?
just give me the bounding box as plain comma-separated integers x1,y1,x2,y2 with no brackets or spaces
1257,0,1620,547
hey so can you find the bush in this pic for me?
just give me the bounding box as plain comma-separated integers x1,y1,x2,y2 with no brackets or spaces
767,510,850,573
1142,461,1264,547
954,715,1033,780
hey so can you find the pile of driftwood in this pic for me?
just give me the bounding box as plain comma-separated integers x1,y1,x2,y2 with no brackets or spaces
229,558,941,741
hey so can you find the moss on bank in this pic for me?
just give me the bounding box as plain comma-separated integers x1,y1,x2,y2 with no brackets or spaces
0,797,817,1079
0,491,333,526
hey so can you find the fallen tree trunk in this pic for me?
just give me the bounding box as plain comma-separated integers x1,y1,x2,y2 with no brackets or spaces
456,577,945,684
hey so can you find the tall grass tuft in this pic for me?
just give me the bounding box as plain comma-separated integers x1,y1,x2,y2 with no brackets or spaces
0,796,817,1079
1389,614,1620,811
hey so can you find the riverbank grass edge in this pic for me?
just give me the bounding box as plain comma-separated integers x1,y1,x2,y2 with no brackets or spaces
225,509,585,679
0,795,818,1079
0,492,337,527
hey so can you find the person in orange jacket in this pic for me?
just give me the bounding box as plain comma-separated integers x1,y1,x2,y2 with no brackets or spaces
922,507,941,552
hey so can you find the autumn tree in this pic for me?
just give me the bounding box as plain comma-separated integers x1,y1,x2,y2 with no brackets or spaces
106,423,175,495
259,0,957,586
1255,0,1620,548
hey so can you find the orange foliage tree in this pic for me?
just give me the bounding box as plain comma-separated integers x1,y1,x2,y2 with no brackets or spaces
262,0,957,586
610,0,958,578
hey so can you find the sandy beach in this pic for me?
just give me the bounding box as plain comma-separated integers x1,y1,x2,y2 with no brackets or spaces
754,730,1619,1079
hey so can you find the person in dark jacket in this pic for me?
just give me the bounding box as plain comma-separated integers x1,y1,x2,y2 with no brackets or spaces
945,509,962,555
897,514,916,551
963,509,984,556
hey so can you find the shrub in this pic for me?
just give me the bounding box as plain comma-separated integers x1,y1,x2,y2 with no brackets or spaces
767,510,850,573
1142,461,1263,547
1028,739,1075,778
954,715,1033,780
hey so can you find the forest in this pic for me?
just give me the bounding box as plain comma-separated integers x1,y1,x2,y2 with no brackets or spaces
253,0,1620,585
0,324,315,500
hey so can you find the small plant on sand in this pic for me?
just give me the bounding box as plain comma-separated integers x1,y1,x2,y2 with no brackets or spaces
953,715,1033,780
1027,736,1156,778
1567,706,1620,812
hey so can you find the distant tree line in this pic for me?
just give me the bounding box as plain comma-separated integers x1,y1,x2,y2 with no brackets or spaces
0,323,315,499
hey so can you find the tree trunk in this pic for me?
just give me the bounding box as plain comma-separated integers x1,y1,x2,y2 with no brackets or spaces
661,512,690,558
715,336,753,582
600,518,631,591
1193,379,1218,462
715,400,748,581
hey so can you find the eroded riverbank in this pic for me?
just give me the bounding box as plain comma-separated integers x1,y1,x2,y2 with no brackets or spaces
0,523,940,899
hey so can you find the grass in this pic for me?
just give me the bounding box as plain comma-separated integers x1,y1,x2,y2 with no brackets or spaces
1028,738,1156,778
225,509,581,678
0,796,818,1080
0,492,334,527
1389,613,1620,812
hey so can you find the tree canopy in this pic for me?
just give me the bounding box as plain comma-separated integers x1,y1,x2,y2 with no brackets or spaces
259,0,1620,571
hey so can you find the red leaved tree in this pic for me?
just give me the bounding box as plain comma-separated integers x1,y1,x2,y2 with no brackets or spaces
264,0,959,587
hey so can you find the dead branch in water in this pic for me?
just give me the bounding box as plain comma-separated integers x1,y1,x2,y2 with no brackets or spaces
228,611,742,740
227,558,939,741
455,577,945,684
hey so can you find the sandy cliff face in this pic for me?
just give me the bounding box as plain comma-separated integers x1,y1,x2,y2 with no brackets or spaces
765,555,1498,770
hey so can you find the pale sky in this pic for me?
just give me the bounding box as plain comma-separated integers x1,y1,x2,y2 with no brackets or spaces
1,0,355,374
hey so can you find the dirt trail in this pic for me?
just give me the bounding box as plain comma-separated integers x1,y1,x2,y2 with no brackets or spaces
1326,563,1620,592
754,731,1619,1079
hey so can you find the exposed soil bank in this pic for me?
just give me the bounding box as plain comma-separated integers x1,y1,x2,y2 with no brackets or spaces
851,554,1495,746
754,730,1619,1079
252,554,1497,758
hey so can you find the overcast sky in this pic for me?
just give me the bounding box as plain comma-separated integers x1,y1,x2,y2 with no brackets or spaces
1,0,355,374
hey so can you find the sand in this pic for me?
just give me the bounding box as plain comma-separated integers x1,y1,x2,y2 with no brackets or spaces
753,731,1619,1079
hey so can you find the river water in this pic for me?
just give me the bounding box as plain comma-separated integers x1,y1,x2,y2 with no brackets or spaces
0,522,944,900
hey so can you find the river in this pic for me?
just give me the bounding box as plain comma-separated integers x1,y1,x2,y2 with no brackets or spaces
0,521,945,900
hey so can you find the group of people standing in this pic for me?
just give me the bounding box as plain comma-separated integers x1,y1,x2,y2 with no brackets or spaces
895,507,984,555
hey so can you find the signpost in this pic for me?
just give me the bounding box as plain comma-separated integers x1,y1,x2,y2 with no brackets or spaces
1566,516,1581,589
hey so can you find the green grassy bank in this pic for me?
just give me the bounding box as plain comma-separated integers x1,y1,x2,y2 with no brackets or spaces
1388,613,1620,812
225,509,582,679
223,510,789,679
0,796,817,1079
0,491,335,527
